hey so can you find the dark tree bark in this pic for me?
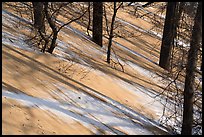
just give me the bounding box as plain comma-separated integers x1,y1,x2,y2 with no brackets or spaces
43,2,87,54
128,2,134,6
159,2,177,70
107,2,122,64
86,2,91,37
106,2,123,64
142,2,154,8
107,2,116,64
92,2,103,47
181,2,202,135
32,2,87,54
43,2,58,54
32,2,45,33
174,2,185,44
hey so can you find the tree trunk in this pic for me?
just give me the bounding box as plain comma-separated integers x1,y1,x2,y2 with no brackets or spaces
181,2,202,135
142,2,154,8
43,2,58,54
93,2,103,47
159,2,177,70
107,36,113,64
47,31,58,54
107,2,117,64
174,2,185,45
32,2,45,33
86,2,91,37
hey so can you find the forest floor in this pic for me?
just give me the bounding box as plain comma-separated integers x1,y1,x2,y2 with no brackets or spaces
2,2,202,135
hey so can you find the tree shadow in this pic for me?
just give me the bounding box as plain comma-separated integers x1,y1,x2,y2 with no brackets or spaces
2,44,171,135
2,83,126,135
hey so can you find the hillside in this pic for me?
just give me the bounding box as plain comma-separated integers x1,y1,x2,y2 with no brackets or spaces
2,2,202,135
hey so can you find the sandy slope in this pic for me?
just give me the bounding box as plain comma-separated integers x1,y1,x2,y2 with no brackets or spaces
2,2,177,135
2,97,93,135
2,43,168,135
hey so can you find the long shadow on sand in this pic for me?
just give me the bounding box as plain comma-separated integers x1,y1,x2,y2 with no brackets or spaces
2,44,171,135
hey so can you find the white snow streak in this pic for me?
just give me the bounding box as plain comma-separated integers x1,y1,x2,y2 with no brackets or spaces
2,86,156,135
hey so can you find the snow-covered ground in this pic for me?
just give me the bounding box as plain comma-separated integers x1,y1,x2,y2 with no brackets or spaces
2,10,41,53
2,84,161,135
2,7,169,135
2,3,201,135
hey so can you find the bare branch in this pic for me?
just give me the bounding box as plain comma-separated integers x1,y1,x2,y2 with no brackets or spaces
57,9,87,33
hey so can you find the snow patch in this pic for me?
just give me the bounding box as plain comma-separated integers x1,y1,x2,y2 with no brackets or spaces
2,32,40,53
126,61,167,86
2,85,157,135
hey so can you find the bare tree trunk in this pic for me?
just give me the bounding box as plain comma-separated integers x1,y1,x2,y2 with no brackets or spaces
159,2,177,70
142,2,154,8
107,2,117,64
48,32,58,54
107,2,123,64
42,2,87,54
43,2,58,54
107,34,113,63
32,2,45,33
128,2,134,6
93,2,103,47
181,2,202,135
86,2,91,37
174,2,185,44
